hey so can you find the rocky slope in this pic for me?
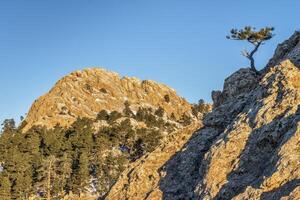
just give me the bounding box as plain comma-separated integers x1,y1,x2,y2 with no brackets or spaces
105,33,300,200
23,68,193,131
105,121,202,200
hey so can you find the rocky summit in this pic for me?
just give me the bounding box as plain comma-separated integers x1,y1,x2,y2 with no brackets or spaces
23,68,192,131
105,33,300,200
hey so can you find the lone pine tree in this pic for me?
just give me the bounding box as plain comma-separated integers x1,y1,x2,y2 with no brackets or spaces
227,26,274,72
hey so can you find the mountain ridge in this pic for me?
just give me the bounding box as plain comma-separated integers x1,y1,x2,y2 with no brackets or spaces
23,67,194,132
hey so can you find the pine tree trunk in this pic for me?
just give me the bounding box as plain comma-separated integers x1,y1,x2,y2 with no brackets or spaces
248,42,261,73
249,57,257,72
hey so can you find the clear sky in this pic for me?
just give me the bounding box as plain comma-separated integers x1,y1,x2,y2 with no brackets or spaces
0,0,299,123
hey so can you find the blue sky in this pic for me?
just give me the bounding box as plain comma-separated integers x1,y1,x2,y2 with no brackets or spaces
0,0,299,123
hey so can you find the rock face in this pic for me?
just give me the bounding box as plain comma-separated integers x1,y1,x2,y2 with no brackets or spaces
211,68,259,107
106,59,300,200
23,68,192,131
105,122,202,200
267,31,300,68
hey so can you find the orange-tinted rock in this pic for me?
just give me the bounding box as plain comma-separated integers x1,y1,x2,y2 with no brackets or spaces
23,68,192,131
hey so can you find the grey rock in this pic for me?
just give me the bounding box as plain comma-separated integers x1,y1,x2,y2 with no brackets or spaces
267,31,300,69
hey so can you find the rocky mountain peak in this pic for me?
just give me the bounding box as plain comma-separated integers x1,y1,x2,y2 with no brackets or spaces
23,67,192,131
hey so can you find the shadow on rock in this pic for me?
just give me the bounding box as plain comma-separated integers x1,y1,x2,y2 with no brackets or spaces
260,179,300,200
213,106,300,200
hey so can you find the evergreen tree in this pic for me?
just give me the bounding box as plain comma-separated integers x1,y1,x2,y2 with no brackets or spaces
123,101,134,117
56,153,72,196
227,26,274,72
35,155,57,200
70,152,90,195
78,152,90,193
0,128,13,161
13,171,33,200
21,130,40,155
68,118,94,153
135,107,148,121
164,94,170,103
1,118,16,133
0,175,11,200
170,113,176,121
120,119,135,150
179,114,192,126
97,110,109,121
0,106,174,199
107,111,122,124
155,106,165,118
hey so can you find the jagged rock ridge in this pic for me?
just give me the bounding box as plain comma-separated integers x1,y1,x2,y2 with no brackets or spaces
105,34,300,200
23,68,192,131
267,31,300,68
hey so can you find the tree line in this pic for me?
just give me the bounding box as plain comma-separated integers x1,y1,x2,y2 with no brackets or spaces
0,102,202,199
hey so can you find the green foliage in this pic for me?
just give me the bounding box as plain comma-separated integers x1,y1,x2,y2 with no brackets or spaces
179,114,192,126
155,106,165,118
35,155,57,199
0,175,11,200
56,153,72,195
226,26,274,71
226,26,274,43
170,113,176,121
70,152,90,195
164,94,170,103
135,107,164,128
97,110,109,121
123,101,134,117
0,106,178,198
13,172,33,199
107,111,122,124
1,118,16,133
135,107,148,121
131,128,162,160
192,99,211,117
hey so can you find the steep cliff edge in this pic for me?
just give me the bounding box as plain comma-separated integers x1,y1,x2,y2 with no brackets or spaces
105,34,300,199
23,68,192,131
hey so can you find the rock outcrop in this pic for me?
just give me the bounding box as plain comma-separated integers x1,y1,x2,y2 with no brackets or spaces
267,31,300,68
211,68,259,107
23,68,192,131
105,58,300,200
